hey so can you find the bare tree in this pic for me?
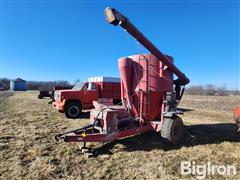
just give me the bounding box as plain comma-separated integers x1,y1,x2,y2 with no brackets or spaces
205,84,217,95
217,84,227,96
185,84,235,96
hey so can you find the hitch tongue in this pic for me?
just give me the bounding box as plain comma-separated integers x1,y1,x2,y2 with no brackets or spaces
55,134,65,143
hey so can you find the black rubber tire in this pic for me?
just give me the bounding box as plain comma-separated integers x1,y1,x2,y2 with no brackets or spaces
38,95,43,99
64,102,82,119
161,116,184,145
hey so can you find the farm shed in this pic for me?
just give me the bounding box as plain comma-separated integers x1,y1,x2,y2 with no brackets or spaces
10,78,27,91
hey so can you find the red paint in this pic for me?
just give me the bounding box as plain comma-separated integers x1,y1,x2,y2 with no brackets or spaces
53,79,121,112
234,106,240,121
119,54,173,121
56,7,190,144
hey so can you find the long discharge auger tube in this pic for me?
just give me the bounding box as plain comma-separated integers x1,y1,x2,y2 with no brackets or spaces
104,7,190,86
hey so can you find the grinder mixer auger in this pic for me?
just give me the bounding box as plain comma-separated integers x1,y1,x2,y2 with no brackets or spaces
56,7,190,150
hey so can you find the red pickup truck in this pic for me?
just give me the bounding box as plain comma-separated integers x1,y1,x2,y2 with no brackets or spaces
53,77,121,118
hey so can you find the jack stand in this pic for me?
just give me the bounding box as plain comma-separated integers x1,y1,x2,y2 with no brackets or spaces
79,142,94,158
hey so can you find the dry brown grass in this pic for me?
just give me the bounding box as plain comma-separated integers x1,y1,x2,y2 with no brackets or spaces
0,91,13,105
0,92,239,179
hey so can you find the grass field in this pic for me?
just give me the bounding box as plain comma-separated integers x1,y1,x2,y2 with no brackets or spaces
0,91,239,179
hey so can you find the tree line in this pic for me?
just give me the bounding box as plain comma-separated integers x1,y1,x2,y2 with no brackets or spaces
185,84,240,96
0,78,72,91
0,78,239,96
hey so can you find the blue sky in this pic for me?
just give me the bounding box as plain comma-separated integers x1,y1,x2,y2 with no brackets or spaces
0,0,239,90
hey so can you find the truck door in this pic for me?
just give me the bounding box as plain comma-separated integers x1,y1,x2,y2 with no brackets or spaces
82,82,99,108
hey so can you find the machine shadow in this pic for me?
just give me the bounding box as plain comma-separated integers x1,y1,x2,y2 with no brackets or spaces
94,123,240,155
177,107,194,112
79,111,90,119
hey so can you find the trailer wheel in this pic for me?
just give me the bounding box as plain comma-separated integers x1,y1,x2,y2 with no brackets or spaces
161,116,184,145
64,102,82,119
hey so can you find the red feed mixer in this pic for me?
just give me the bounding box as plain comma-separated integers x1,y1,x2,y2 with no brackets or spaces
56,7,190,147
234,106,240,132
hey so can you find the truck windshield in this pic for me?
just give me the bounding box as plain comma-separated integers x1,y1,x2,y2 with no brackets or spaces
72,82,85,90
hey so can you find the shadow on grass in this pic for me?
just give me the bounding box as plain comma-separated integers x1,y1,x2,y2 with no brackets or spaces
79,111,90,119
94,123,240,155
177,107,194,112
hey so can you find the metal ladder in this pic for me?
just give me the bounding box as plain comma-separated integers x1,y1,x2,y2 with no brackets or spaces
138,55,151,118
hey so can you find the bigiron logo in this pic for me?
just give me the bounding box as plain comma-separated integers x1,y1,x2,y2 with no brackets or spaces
180,161,237,179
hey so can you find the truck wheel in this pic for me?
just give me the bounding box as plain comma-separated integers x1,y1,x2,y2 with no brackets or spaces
38,95,43,99
161,116,184,145
64,102,82,119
